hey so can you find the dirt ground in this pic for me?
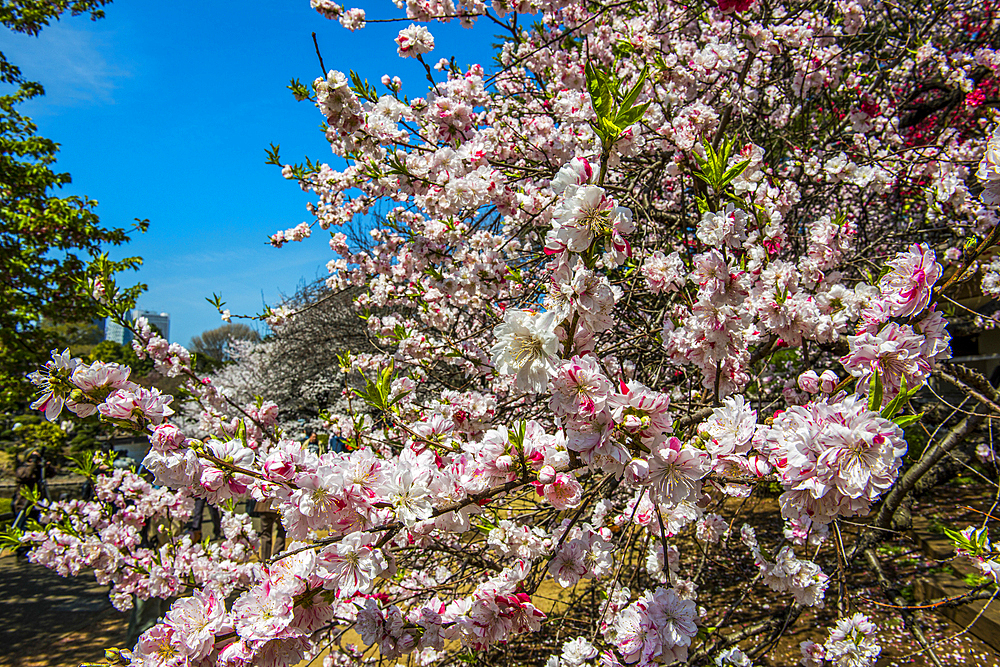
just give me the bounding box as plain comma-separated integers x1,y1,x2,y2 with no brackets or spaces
692,485,1000,666
0,554,127,667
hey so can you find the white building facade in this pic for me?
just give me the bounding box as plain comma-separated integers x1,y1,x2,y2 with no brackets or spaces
104,309,170,345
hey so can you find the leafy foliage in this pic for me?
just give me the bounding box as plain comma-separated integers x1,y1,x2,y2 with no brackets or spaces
0,0,143,409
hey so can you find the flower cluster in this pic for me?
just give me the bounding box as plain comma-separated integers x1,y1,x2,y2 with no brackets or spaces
800,613,881,667
757,394,907,525
742,525,829,607
16,0,1000,664
605,586,698,665
25,465,256,612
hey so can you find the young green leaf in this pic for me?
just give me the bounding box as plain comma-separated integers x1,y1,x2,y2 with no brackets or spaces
868,369,883,411
619,66,649,112
892,413,923,428
881,376,908,419
585,62,613,120
719,158,751,189
615,101,649,129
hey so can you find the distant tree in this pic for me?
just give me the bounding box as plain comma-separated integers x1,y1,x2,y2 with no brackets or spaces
2,415,65,458
257,282,369,419
180,283,370,437
40,319,103,352
0,0,143,409
189,323,261,363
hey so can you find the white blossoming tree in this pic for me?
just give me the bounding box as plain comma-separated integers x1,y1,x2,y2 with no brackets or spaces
9,0,1000,666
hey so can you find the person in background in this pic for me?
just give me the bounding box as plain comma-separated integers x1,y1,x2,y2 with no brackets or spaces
185,498,222,542
112,449,137,469
12,449,56,533
305,431,319,455
256,498,286,561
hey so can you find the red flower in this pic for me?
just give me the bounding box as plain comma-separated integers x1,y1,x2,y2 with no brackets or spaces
718,0,753,12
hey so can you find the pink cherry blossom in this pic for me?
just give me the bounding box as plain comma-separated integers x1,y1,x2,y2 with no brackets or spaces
877,243,942,318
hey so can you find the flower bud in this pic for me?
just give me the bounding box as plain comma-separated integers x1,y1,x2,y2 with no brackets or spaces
797,370,820,394
537,465,556,484
746,454,772,477
625,458,650,485
820,369,839,393
104,648,128,665
495,454,514,473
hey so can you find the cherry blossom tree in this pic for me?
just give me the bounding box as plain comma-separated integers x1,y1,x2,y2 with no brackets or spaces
10,1,1000,666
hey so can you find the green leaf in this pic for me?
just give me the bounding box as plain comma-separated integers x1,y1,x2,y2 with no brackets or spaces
264,143,282,166
719,158,751,189
868,369,883,411
601,116,621,139
354,361,397,413
68,450,97,479
614,101,649,129
0,527,24,554
881,376,908,419
585,62,613,120
508,420,527,452
287,78,311,102
474,519,497,534
944,526,989,557
691,149,709,171
348,70,378,102
892,413,923,428
619,66,649,112
336,351,353,373
612,41,634,59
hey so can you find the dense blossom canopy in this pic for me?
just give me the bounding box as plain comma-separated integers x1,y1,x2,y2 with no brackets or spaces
12,0,1000,666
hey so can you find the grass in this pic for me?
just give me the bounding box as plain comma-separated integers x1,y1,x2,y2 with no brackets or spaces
879,544,904,555
928,518,949,535
964,572,991,588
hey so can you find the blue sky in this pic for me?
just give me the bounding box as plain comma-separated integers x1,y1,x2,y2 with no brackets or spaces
1,1,498,345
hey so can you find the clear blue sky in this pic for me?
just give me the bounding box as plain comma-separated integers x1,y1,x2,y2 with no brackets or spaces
1,1,498,346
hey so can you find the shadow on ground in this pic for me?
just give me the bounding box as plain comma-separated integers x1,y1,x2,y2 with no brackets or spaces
0,554,127,667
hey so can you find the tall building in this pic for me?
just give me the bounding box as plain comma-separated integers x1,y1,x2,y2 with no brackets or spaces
104,318,132,346
104,309,170,345
139,310,170,342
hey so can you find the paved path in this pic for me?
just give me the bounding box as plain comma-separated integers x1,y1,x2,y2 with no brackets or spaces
0,554,127,667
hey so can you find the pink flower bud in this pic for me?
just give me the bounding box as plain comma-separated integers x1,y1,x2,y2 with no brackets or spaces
263,451,295,482
625,458,650,485
537,465,556,484
746,455,772,477
495,454,514,473
797,370,820,394
820,369,839,393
